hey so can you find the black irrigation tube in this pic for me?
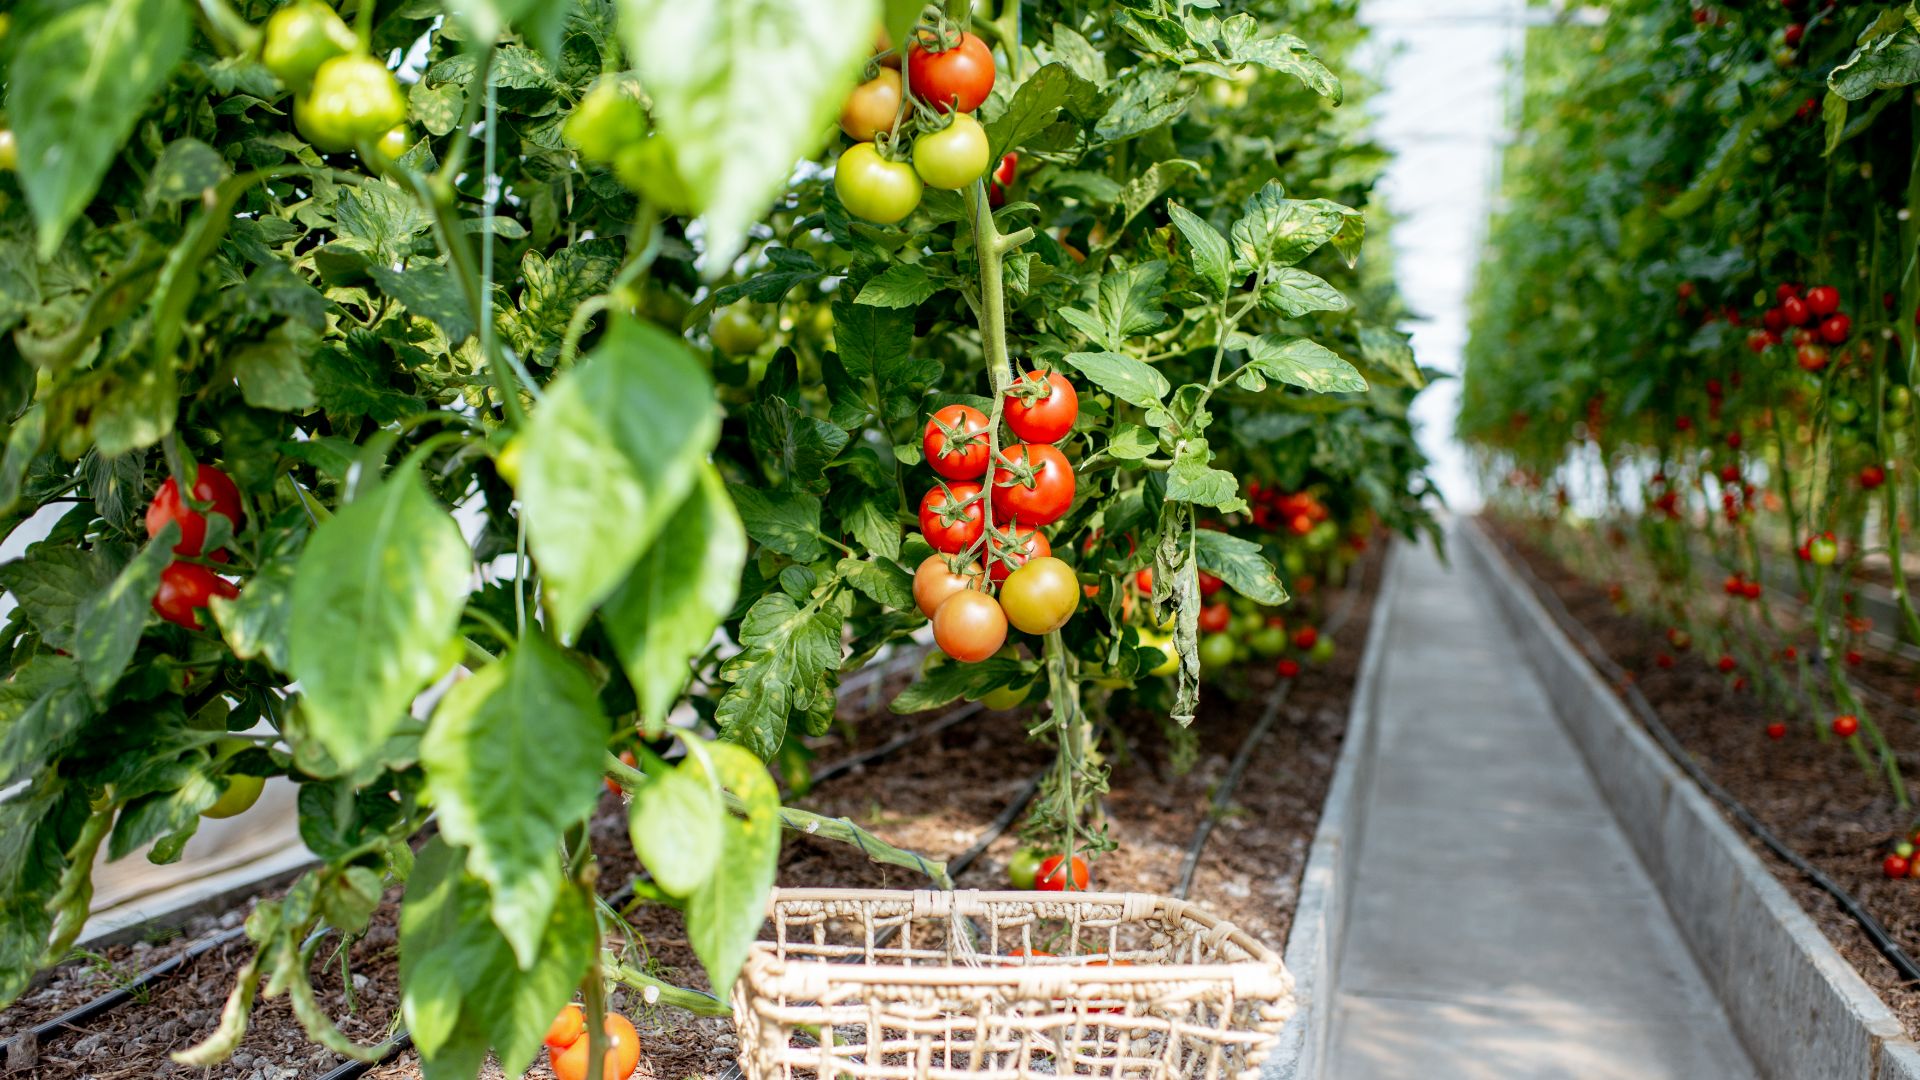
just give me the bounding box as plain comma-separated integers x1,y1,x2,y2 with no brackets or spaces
1172,549,1378,900
1483,524,1920,985
315,1031,413,1080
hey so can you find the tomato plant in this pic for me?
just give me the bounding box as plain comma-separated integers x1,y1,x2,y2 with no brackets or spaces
0,0,1436,1073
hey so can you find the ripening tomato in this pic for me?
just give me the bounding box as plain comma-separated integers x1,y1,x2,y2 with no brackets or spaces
1886,855,1911,879
907,32,995,113
987,524,1050,582
924,404,991,479
993,444,1075,525
1276,658,1300,678
920,482,985,553
297,54,407,153
1007,848,1043,889
1136,627,1179,676
1134,568,1154,593
551,1013,641,1080
202,772,265,819
1036,853,1089,891
913,113,991,190
835,142,922,223
153,563,239,630
933,589,1007,662
914,555,982,618
1198,603,1230,634
148,464,244,559
840,68,903,141
1000,556,1080,635
262,0,356,90
1805,284,1840,316
1004,370,1079,444
546,1004,586,1050
1796,343,1828,372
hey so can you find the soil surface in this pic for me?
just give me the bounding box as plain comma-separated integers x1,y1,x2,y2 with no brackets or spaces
1,545,1384,1079
1489,517,1920,1038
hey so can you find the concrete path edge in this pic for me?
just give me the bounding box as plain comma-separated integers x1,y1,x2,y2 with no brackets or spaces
1264,543,1405,1080
1462,518,1920,1080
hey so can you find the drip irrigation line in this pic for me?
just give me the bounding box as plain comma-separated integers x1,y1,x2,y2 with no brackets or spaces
1172,549,1378,900
1482,525,1920,985
801,701,983,790
314,1031,412,1080
1,924,249,1059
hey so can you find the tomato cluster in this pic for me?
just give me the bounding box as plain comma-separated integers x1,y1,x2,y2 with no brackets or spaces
1005,848,1090,891
1749,282,1854,373
917,369,1083,662
544,1005,641,1080
263,2,409,157
833,19,998,223
145,465,243,631
1885,831,1920,880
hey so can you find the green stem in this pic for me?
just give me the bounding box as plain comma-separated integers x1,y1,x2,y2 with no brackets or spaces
606,961,731,1017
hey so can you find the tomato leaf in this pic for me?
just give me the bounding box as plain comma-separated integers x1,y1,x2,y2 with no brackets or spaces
0,780,89,1008
1229,183,1354,274
603,466,746,730
1829,27,1920,101
889,655,1031,713
683,741,780,996
630,752,723,897
1258,268,1350,319
714,591,845,758
289,467,471,772
1061,351,1171,409
986,63,1073,162
837,556,916,612
1230,334,1367,394
519,318,718,640
855,264,942,309
1165,440,1248,514
211,560,296,674
0,656,94,788
1113,161,1200,245
7,0,191,256
73,525,178,697
399,838,596,1076
1166,202,1233,300
421,634,607,968
0,543,119,653
1193,529,1288,606
616,0,880,271
728,485,824,563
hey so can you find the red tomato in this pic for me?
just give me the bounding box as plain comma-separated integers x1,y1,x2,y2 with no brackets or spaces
992,444,1075,526
147,465,244,559
551,1013,641,1080
907,31,995,113
1765,722,1787,740
1198,603,1230,634
1134,568,1154,593
1886,855,1911,880
1805,284,1839,316
987,524,1050,582
1276,659,1300,678
1861,465,1887,490
1819,314,1850,344
924,404,991,479
994,152,1018,185
920,482,985,553
1832,714,1860,738
1781,295,1811,326
914,554,982,618
933,589,1007,662
152,563,239,630
605,750,637,797
1036,854,1089,892
1004,370,1079,444
1292,626,1318,651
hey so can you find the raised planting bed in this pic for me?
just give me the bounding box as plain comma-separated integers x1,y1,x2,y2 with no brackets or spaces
1467,516,1920,1080
0,548,1390,1080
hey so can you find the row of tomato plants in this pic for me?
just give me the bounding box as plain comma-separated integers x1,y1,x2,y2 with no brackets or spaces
0,0,1434,1075
1462,3,1920,813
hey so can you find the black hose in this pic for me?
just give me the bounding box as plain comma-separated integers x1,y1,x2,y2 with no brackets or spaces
1478,522,1920,985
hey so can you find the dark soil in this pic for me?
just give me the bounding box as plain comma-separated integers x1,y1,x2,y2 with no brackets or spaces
1489,517,1920,1037
2,546,1385,1079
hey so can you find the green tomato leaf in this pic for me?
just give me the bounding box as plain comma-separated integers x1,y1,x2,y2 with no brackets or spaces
728,484,824,562
289,467,471,772
1193,529,1288,606
714,591,844,758
520,318,718,640
0,655,94,788
986,62,1073,162
1258,268,1350,319
0,543,119,652
73,525,178,697
855,263,941,309
630,751,723,897
1229,182,1355,274
421,634,607,968
0,780,89,1008
1166,202,1233,299
1061,351,1171,409
837,555,916,612
1112,161,1200,245
7,0,191,256
616,0,880,271
211,560,296,673
683,740,781,996
603,465,746,729
147,139,230,205
889,655,1031,713
1230,334,1367,394
1165,439,1247,514
1829,28,1920,101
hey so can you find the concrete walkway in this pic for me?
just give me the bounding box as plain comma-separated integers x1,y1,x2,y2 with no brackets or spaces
1326,536,1758,1079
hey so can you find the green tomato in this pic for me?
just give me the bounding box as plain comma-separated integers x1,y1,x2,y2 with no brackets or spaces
1137,627,1179,677
1198,632,1237,671
297,54,406,153
1309,637,1335,664
1890,385,1912,414
1233,610,1265,637
1809,537,1838,566
912,114,991,190
565,81,648,164
711,309,767,356
980,680,1032,710
262,0,356,91
835,142,922,224
1007,848,1043,890
612,138,696,215
1282,550,1307,576
202,772,265,819
1830,396,1860,425
1248,625,1287,658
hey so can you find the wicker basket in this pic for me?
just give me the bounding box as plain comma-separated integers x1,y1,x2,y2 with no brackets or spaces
731,888,1295,1080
